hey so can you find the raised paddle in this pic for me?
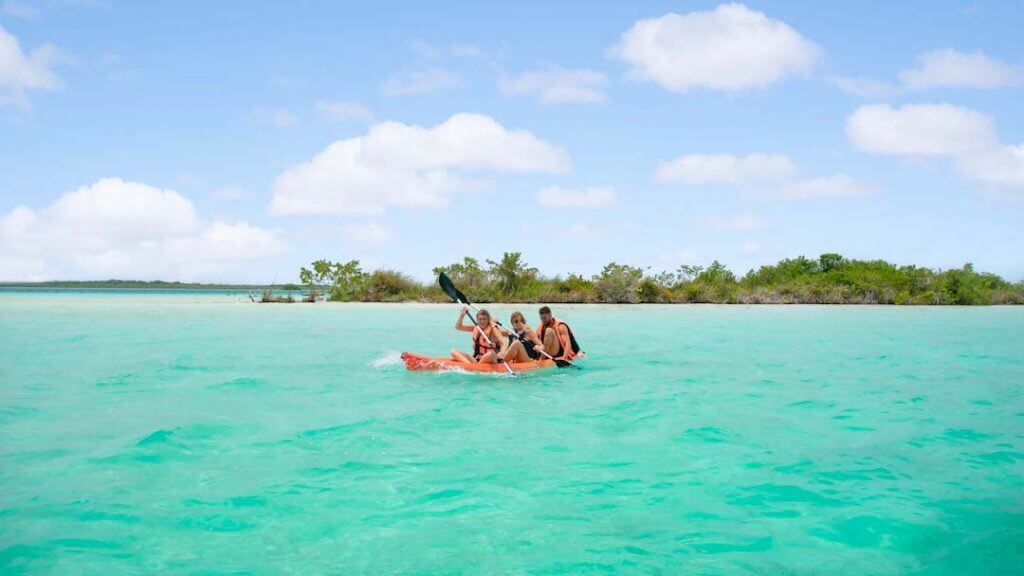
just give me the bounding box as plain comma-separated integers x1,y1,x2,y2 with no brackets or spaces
438,272,580,369
439,273,516,377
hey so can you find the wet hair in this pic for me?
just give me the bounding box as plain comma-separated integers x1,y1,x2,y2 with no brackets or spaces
538,306,552,315
510,311,526,325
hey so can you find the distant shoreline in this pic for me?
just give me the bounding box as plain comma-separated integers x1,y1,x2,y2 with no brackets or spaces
2,286,1022,306
5,251,1024,306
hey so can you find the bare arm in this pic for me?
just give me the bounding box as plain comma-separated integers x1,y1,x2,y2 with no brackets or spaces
494,325,509,357
531,326,546,352
454,307,475,332
556,325,571,359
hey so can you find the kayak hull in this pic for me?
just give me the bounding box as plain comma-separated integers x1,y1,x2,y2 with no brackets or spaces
401,352,556,373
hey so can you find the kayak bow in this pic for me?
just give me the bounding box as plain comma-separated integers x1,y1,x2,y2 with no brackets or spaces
401,352,556,373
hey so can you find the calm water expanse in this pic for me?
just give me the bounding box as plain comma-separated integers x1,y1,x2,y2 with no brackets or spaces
2,291,1022,574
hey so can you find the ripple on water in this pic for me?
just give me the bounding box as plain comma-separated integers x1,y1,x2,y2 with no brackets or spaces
728,483,847,508
969,451,1024,466
167,355,215,372
298,418,379,439
177,515,254,533
94,373,136,387
691,536,774,555
808,515,950,553
678,426,730,444
0,405,43,425
206,376,270,390
93,423,235,465
817,467,898,484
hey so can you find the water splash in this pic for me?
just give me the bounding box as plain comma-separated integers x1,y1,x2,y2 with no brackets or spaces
369,350,403,368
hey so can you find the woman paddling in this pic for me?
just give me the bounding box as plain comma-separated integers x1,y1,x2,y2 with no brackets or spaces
451,307,530,364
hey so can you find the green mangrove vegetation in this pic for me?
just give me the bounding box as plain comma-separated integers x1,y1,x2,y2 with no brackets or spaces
298,252,1024,305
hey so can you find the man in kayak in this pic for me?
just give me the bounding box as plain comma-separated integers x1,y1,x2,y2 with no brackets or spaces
451,306,531,364
536,306,582,361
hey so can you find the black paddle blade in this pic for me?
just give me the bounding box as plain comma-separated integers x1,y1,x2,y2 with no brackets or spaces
438,272,471,305
555,359,582,369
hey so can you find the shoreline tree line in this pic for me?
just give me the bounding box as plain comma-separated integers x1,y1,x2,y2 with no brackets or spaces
291,252,1024,305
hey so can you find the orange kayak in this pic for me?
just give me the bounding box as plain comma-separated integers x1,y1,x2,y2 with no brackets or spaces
401,352,556,373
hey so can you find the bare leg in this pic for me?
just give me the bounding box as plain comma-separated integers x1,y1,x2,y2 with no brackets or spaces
450,349,474,363
542,329,561,358
478,350,498,364
503,340,531,363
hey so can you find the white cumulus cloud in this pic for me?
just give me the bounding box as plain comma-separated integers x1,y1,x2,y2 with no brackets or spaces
847,103,1024,190
536,186,616,208
899,49,1020,90
656,152,874,200
500,65,609,103
610,3,819,93
270,113,569,217
956,144,1024,189
830,49,1020,96
846,103,995,156
655,153,797,185
0,178,283,281
0,25,63,107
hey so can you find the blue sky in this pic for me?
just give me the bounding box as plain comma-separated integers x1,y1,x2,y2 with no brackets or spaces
2,0,1023,282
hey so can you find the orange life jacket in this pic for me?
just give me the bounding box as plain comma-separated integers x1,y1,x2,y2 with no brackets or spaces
472,325,499,358
537,317,580,360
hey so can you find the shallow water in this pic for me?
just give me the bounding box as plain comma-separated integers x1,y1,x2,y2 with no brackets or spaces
2,293,1023,574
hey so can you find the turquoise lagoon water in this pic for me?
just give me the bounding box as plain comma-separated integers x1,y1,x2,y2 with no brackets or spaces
1,292,1022,574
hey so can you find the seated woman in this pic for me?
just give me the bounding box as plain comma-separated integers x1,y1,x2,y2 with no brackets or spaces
451,306,529,364
499,311,544,363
